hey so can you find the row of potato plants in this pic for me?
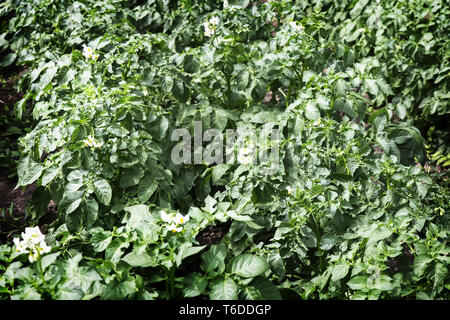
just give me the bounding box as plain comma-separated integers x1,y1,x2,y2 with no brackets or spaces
0,0,448,299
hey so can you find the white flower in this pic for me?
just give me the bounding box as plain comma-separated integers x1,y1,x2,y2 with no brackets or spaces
203,21,215,37
37,240,51,254
286,186,294,195
237,151,253,164
160,210,176,223
82,44,99,60
209,17,220,26
13,226,51,263
82,44,93,59
21,226,45,245
167,224,183,233
223,0,228,8
174,213,190,225
28,248,40,263
237,143,256,164
13,238,28,254
83,135,102,149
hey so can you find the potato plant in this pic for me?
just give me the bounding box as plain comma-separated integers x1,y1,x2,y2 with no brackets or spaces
0,0,448,300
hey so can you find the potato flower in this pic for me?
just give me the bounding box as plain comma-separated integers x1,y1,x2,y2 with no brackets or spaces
174,213,190,225
237,142,255,164
160,210,177,223
203,17,220,37
13,226,51,263
83,135,103,149
286,186,294,195
209,17,220,26
167,224,183,233
82,44,99,61
203,22,215,37
161,210,190,233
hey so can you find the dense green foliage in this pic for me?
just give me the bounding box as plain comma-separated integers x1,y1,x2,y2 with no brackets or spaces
0,0,449,300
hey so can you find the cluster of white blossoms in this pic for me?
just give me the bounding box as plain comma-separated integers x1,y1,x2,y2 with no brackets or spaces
289,21,305,34
83,135,103,149
203,17,220,37
13,227,51,263
82,44,99,61
237,142,255,165
160,210,190,233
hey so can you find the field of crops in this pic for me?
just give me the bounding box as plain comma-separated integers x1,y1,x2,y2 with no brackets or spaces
0,0,449,301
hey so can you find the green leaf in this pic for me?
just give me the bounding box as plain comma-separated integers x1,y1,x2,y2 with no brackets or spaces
124,204,150,218
331,264,350,282
122,251,157,267
305,102,320,121
209,277,238,300
243,286,263,300
41,166,59,186
201,243,227,275
14,92,31,120
212,108,229,132
84,197,98,227
90,229,113,252
346,157,359,176
250,277,282,300
320,234,336,251
39,65,58,89
57,286,84,300
172,78,189,103
182,273,208,298
212,164,229,184
94,179,112,205
176,243,206,267
347,276,367,290
431,263,447,293
16,156,44,187
162,75,173,92
374,275,395,291
414,255,432,277
105,238,129,262
230,254,269,278
40,253,59,272
0,53,16,67
66,207,82,232
138,176,157,203
236,69,250,90
120,166,144,188
66,198,82,215
101,278,137,300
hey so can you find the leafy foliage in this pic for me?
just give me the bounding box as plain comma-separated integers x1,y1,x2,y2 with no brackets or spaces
0,0,449,300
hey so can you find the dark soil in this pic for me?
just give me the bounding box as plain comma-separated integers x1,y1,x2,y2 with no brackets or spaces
196,220,231,247
0,169,58,241
0,66,57,241
0,173,37,216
